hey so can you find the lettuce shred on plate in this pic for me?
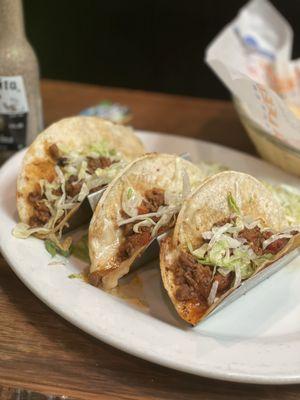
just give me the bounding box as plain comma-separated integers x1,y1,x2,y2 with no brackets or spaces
45,239,72,258
264,182,300,226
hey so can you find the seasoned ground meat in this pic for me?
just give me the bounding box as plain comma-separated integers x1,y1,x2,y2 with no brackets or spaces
238,226,288,256
28,206,51,226
33,201,50,213
48,143,68,166
27,189,52,227
174,252,212,303
137,200,151,215
89,185,105,194
262,230,273,240
52,187,63,196
265,238,289,255
87,156,113,173
48,143,60,160
238,226,264,255
137,200,152,215
145,188,165,210
65,175,83,197
120,209,130,219
37,209,51,223
137,188,165,215
214,272,234,294
28,190,43,203
29,215,43,227
117,230,151,261
122,222,135,237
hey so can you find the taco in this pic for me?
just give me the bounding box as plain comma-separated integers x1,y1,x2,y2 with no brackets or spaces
88,153,205,290
14,116,145,246
160,171,300,325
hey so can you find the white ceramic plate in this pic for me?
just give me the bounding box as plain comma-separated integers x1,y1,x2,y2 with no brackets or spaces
1,131,300,385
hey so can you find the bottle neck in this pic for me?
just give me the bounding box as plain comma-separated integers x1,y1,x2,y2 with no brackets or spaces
0,0,25,40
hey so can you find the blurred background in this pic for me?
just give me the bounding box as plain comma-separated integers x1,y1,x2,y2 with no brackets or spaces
23,0,299,99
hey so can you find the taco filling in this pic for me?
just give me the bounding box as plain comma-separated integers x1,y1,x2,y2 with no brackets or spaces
14,141,126,241
117,187,178,261
170,200,299,309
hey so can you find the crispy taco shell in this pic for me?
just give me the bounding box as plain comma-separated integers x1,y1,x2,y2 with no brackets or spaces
88,153,205,290
160,171,300,325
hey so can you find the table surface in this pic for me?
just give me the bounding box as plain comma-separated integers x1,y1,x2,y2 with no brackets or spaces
0,79,299,400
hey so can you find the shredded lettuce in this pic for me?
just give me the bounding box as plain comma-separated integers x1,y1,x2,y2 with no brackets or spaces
227,192,240,214
127,187,133,199
133,218,155,233
45,239,71,258
118,205,180,227
207,280,219,306
68,273,84,280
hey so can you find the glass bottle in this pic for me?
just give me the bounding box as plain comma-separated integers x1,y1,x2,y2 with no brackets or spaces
0,0,43,163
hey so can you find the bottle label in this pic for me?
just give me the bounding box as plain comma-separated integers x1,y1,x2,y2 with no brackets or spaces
0,76,28,151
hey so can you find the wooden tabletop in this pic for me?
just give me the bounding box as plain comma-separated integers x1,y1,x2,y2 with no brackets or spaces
0,79,298,400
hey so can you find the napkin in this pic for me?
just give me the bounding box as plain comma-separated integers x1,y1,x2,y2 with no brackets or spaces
206,0,300,149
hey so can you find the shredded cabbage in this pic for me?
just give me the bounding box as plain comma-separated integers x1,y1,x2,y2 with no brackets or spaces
133,218,155,233
12,223,51,238
207,281,219,306
234,265,242,287
118,205,180,227
227,193,240,214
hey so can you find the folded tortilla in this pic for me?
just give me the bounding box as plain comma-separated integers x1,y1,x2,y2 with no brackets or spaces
160,171,300,325
15,116,145,243
88,153,205,290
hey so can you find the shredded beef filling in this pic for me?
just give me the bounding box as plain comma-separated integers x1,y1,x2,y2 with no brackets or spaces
117,188,170,262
